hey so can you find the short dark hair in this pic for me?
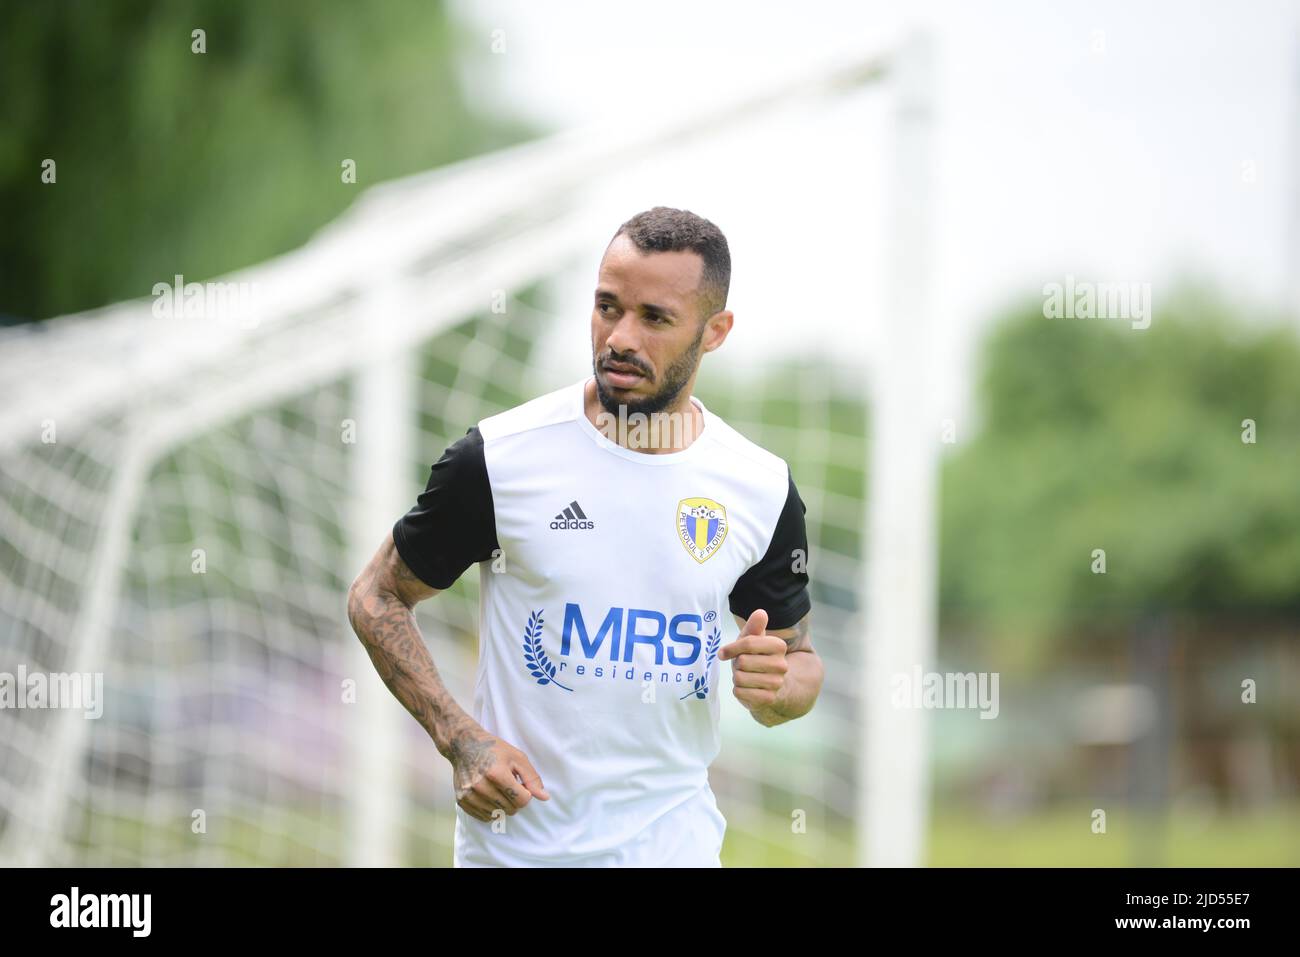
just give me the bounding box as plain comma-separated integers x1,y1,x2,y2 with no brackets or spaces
609,207,730,321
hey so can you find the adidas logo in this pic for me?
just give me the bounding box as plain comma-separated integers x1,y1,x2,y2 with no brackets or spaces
550,500,594,530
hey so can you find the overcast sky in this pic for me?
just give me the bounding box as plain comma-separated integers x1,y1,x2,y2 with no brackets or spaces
450,0,1300,426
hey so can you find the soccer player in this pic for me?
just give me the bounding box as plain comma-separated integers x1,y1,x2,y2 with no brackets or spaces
347,206,823,867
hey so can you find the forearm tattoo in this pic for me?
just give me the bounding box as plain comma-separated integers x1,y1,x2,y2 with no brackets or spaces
348,583,482,759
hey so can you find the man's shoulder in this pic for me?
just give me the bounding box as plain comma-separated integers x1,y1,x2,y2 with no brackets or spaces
478,380,582,443
701,405,791,484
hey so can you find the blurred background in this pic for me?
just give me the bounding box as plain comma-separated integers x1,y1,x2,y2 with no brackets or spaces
1,0,1297,866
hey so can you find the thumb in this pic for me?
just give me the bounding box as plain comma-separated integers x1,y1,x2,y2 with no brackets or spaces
512,755,550,801
739,608,768,637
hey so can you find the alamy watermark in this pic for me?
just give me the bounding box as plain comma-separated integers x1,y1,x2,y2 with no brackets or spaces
890,665,1000,719
0,666,103,718
152,273,262,328
594,406,697,451
1042,275,1151,329
50,887,150,937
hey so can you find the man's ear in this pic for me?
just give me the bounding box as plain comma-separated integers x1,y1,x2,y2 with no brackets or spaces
701,310,734,353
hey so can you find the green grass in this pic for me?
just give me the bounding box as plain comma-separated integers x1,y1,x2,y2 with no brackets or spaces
57,803,1300,866
719,805,1300,867
927,806,1300,867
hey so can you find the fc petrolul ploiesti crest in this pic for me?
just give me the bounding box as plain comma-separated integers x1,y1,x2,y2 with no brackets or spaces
677,497,728,563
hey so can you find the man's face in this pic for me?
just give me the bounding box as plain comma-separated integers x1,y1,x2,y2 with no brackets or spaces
591,234,717,417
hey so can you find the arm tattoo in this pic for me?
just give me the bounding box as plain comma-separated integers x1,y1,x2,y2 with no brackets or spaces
447,730,498,797
781,614,812,653
348,565,484,760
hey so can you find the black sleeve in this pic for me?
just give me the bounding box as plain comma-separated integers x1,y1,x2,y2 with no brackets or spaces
728,468,812,631
391,426,498,590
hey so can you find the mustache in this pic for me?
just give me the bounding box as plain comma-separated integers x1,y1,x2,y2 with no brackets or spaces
599,352,653,378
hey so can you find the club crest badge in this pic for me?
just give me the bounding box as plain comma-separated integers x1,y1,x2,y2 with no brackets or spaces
677,497,728,563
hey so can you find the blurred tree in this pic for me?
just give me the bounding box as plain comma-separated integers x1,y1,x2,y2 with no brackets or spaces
940,284,1300,662
0,0,535,321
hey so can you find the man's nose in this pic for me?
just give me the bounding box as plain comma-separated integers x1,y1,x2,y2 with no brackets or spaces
604,313,642,357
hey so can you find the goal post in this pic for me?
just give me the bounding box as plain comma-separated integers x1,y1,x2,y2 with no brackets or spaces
858,30,939,867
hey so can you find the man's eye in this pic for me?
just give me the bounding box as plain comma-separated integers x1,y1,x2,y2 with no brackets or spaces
598,302,616,315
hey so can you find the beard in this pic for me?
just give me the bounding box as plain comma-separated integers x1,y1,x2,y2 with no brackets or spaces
594,324,705,418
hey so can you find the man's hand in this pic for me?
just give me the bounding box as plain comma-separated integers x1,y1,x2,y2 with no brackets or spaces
448,728,550,823
720,608,822,727
718,609,789,715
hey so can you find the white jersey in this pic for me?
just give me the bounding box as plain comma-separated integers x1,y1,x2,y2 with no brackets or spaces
393,376,811,866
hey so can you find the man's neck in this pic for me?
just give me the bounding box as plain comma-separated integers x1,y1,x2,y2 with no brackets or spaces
583,378,703,454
